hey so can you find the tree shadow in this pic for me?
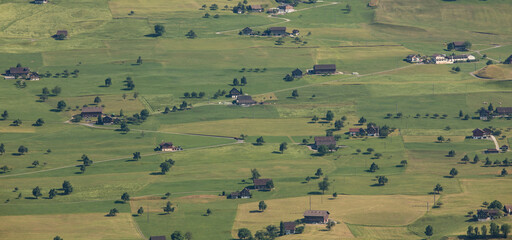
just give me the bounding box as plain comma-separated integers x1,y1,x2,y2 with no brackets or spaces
114,200,125,204
370,183,384,187
271,151,283,154
443,176,455,178
132,214,140,217
11,153,22,156
24,197,37,200
249,210,263,213
150,172,165,175
307,191,322,195
144,33,160,38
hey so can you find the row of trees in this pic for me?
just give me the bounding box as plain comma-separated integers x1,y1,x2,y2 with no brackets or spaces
39,86,62,102
30,181,73,199
465,223,510,239
183,92,206,98
232,76,248,86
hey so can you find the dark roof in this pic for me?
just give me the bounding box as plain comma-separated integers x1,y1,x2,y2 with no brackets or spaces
314,136,336,146
269,27,286,31
159,142,174,147
485,149,499,153
237,95,256,105
56,30,68,36
8,67,30,74
242,27,253,32
283,222,296,231
81,107,103,113
496,107,512,114
292,29,299,33
149,236,167,240
367,126,379,135
230,188,252,198
230,88,241,96
453,41,466,47
313,64,336,70
253,178,272,186
292,68,303,76
304,210,329,217
473,128,484,136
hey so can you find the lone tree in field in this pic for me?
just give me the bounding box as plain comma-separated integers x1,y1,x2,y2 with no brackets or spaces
137,207,144,215
34,118,44,126
326,221,336,231
32,160,39,168
206,208,212,216
461,155,469,163
369,162,379,172
315,168,323,178
251,168,261,180
108,208,119,216
326,110,334,121
12,119,22,126
154,24,165,36
52,86,62,96
163,201,174,214
94,96,101,104
449,168,458,178
447,150,456,157
358,117,367,124
186,30,197,39
318,177,330,194
136,56,142,65
57,100,66,111
258,201,267,212
233,78,239,86
32,186,42,199
377,176,388,186
121,192,130,203
291,89,299,98
160,162,171,174
241,76,247,85
238,228,252,240
62,180,73,195
132,152,141,161
279,142,287,154
433,183,443,194
0,143,4,155
1,110,8,120
105,77,112,87
255,136,265,145
18,145,28,155
425,225,433,239
501,168,508,176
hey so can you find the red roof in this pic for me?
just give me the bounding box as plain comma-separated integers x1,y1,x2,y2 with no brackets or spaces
304,210,329,217
253,178,271,186
81,107,103,113
283,222,296,231
349,128,362,133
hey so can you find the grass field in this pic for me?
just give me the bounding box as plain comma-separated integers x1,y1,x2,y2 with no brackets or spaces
0,0,512,239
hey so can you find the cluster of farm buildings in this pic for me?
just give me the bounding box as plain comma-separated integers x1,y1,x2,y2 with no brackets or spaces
240,26,299,37
406,41,477,64
238,4,295,14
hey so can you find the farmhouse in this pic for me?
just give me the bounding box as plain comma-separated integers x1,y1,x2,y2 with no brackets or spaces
504,205,512,214
34,0,48,3
313,64,336,74
249,5,263,12
495,107,512,116
228,188,252,199
292,68,303,78
501,145,509,152
406,54,422,63
240,27,253,35
29,73,40,81
81,107,103,118
366,125,380,137
431,54,453,64
303,210,330,224
253,178,273,190
102,116,113,125
283,222,296,235
278,4,294,13
477,209,501,221
485,148,499,154
448,54,476,62
5,67,31,79
149,236,167,240
53,30,68,39
230,88,242,98
314,136,336,149
159,142,179,152
236,95,257,106
480,109,490,120
349,128,363,136
291,29,299,36
472,128,491,139
268,27,287,36
452,41,467,51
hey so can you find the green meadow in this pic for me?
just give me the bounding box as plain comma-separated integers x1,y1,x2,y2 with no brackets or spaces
0,0,512,239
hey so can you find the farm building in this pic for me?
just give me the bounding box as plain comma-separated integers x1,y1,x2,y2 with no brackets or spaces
240,27,253,35
283,222,296,235
81,107,103,118
485,149,499,154
495,107,512,116
292,68,303,78
253,178,273,190
149,236,167,240
34,0,48,3
314,136,336,149
349,128,363,136
278,4,294,13
477,209,501,221
236,95,257,106
451,41,468,51
366,125,380,137
472,128,491,139
268,27,287,36
249,5,263,12
230,88,242,98
228,188,252,199
159,142,179,152
303,210,330,224
501,145,509,152
313,64,336,74
5,67,32,79
406,54,422,63
504,205,512,214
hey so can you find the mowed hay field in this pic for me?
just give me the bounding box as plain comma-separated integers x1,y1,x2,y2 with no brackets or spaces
232,195,434,238
0,213,141,240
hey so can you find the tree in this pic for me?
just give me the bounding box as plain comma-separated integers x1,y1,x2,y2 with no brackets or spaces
48,188,57,199
317,145,329,155
334,120,344,130
105,77,112,87
94,96,101,104
473,155,480,163
205,208,212,216
0,143,5,155
54,236,63,240
425,225,433,238
400,160,408,166
447,150,456,157
378,176,388,185
326,111,334,121
241,76,247,85
163,201,174,214
238,228,252,240
461,155,469,163
318,178,330,194
18,145,28,155
481,225,487,237
171,231,184,240
283,74,294,82
34,118,45,126
137,206,144,215
433,183,443,194
326,221,336,231
132,152,141,161
501,168,508,176
315,168,323,177
251,168,261,180
449,168,458,178
488,200,503,209
32,186,42,199
256,136,265,145
279,142,287,154
464,41,472,50
154,24,165,36
120,192,130,203
12,119,22,126
80,165,86,173
62,180,73,195
291,89,299,98
368,162,379,172
487,60,493,65
140,109,149,120
136,56,142,65
186,30,197,39
265,225,279,239
312,115,319,122
57,100,67,111
502,224,511,238
233,78,239,86
1,110,8,120
160,162,171,174
358,117,367,124
490,222,500,237
52,86,62,96
184,232,192,240
345,4,351,13
467,226,474,238
198,92,205,98
258,201,267,211
108,208,119,216
32,160,39,168
305,176,311,182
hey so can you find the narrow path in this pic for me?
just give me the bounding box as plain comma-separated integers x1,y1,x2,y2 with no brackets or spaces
472,44,502,62
490,135,500,150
